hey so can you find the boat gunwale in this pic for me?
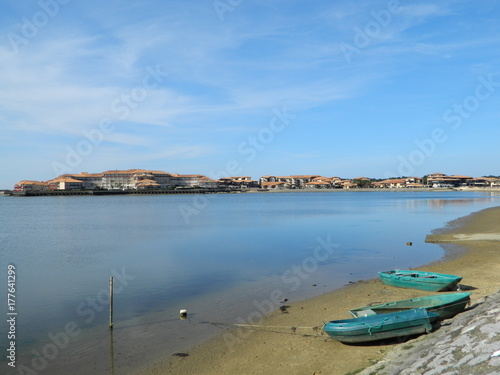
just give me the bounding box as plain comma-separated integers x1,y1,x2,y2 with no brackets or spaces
324,308,438,330
348,292,472,318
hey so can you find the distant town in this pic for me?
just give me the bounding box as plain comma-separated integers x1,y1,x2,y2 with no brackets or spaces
8,170,500,194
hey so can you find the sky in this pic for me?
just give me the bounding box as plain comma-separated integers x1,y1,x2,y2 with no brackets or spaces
1,0,500,188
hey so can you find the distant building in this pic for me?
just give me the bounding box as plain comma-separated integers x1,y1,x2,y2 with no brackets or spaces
304,181,330,188
199,177,219,189
101,169,141,189
259,175,323,188
15,169,230,191
14,180,49,192
69,172,104,189
427,173,472,187
260,181,288,190
467,177,500,188
48,177,83,190
375,177,424,189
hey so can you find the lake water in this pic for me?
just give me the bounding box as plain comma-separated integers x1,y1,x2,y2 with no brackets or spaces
1,190,500,374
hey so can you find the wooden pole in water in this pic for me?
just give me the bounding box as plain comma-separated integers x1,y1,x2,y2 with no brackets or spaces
109,328,115,375
109,277,114,329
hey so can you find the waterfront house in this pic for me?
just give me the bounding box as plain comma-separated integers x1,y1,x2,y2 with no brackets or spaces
170,174,206,187
304,181,330,189
406,182,425,188
467,177,500,188
199,177,219,189
426,173,472,187
102,169,142,189
48,177,83,190
259,175,321,188
68,172,104,189
218,177,259,188
466,177,488,187
261,181,290,190
135,179,160,189
377,179,406,188
489,178,500,188
14,180,49,192
339,180,355,189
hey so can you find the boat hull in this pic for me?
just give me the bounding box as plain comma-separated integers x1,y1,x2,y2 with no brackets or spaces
349,292,472,320
379,270,462,292
323,308,439,344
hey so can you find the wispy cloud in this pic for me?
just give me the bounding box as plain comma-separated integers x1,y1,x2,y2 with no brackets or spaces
1,0,499,187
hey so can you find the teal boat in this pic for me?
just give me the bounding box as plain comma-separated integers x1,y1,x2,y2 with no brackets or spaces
378,270,462,291
349,292,471,320
323,308,439,343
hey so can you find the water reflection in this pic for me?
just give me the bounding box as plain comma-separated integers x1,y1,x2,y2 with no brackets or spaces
1,191,500,375
427,197,494,209
109,329,115,375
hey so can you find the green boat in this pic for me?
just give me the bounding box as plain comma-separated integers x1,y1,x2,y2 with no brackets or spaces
323,308,439,344
349,292,472,320
378,270,462,291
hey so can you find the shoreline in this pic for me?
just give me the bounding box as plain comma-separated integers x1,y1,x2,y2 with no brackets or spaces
4,186,500,197
137,205,500,375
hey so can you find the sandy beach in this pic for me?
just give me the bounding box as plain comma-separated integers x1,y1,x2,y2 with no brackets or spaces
137,206,500,375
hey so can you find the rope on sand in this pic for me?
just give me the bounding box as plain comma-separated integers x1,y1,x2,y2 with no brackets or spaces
205,321,325,336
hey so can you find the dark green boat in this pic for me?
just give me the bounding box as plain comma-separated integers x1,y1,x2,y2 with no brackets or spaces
379,270,462,291
323,308,439,343
349,292,472,320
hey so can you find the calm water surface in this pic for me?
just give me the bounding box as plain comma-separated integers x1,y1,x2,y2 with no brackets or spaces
1,191,499,374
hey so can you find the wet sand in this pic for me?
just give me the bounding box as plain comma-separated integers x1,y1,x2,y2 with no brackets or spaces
137,206,500,375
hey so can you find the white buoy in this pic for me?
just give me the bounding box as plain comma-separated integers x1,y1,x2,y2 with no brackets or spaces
180,309,188,319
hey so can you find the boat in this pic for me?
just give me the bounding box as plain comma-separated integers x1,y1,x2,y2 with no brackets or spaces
349,292,471,320
323,308,439,343
378,270,462,291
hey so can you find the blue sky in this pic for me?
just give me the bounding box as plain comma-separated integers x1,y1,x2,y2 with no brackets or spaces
1,0,500,188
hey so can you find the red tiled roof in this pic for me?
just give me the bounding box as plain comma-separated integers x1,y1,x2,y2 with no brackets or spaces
72,172,103,177
49,177,83,183
16,180,48,186
136,179,160,186
102,169,146,174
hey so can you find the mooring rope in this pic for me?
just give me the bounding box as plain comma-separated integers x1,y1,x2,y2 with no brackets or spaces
361,317,389,335
205,321,324,336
